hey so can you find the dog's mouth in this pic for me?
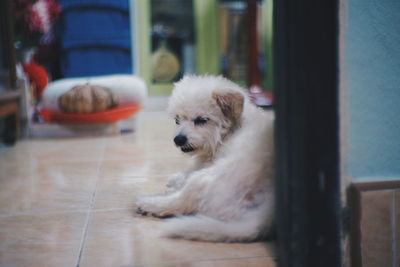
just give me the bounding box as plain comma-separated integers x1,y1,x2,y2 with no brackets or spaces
180,144,196,153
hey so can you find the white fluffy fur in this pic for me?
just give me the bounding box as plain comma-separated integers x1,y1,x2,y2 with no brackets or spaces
135,75,274,242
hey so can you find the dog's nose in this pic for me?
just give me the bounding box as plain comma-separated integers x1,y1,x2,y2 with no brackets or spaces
174,135,187,146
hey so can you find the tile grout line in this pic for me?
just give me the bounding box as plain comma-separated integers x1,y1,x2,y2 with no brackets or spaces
76,138,107,267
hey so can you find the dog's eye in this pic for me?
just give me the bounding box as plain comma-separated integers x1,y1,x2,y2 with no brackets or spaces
175,117,180,125
194,117,209,126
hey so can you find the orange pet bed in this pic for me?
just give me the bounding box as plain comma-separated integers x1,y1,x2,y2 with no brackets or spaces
40,75,147,124
40,104,141,124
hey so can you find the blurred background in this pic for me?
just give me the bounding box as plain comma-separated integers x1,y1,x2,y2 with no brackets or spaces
0,0,273,141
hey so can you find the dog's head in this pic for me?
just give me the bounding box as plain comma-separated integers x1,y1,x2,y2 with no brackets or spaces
167,75,245,157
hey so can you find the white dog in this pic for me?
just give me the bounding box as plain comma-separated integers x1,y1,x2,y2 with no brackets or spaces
135,75,274,242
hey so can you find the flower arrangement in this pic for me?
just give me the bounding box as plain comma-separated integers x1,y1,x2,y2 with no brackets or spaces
15,0,61,49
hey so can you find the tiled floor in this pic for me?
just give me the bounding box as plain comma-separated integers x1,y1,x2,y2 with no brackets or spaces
0,109,276,266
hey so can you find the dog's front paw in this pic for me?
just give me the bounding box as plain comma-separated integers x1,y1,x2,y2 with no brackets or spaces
134,196,172,218
135,202,150,216
134,196,153,216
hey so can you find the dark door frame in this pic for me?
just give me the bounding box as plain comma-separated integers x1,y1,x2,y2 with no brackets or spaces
273,0,341,266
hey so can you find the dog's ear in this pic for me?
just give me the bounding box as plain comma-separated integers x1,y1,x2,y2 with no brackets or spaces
212,89,244,122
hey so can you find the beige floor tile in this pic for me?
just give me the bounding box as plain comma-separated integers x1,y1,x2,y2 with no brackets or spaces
28,136,106,163
93,175,170,210
0,212,86,267
101,112,176,147
0,141,32,159
79,210,275,267
0,137,104,166
102,133,183,161
159,257,277,267
0,161,99,216
0,109,277,266
99,155,187,178
93,153,188,210
134,112,176,144
0,157,36,179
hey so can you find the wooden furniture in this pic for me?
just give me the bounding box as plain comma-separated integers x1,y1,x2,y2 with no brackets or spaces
349,181,400,267
0,1,20,145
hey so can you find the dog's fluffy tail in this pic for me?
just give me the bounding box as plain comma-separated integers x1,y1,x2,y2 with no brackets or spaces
161,213,272,242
